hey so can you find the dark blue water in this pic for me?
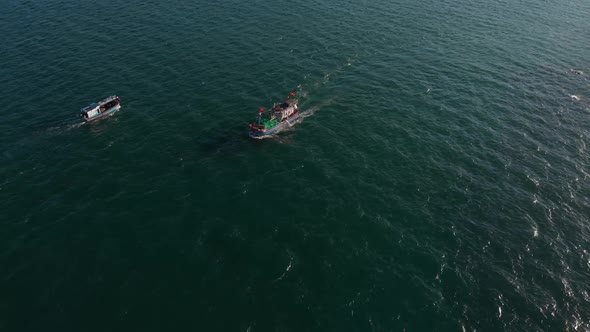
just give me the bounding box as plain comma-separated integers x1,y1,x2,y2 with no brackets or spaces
1,0,590,330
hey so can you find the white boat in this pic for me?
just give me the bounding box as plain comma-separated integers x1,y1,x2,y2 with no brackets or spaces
80,96,121,122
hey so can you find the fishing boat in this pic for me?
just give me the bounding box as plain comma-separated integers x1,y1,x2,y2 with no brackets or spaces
249,92,301,139
80,96,121,122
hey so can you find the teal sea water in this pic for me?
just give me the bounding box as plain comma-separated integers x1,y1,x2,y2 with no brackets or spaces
1,0,590,330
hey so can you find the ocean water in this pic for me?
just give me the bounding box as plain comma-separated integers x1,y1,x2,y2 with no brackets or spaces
1,0,589,330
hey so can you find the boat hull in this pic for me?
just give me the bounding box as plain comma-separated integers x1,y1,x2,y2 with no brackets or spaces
249,111,301,139
83,104,121,122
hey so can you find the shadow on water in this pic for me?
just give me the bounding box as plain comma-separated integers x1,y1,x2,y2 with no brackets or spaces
195,122,252,155
195,118,303,155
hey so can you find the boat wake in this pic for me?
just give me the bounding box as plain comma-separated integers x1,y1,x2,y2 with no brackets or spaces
273,256,293,282
66,121,87,129
44,118,87,134
299,102,326,119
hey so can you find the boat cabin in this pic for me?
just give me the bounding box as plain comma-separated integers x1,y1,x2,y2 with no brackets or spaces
81,103,100,118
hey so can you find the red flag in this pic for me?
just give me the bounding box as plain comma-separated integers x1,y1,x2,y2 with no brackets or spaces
259,107,265,113
289,91,296,97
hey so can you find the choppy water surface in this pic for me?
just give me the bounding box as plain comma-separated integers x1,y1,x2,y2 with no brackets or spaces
1,0,589,330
